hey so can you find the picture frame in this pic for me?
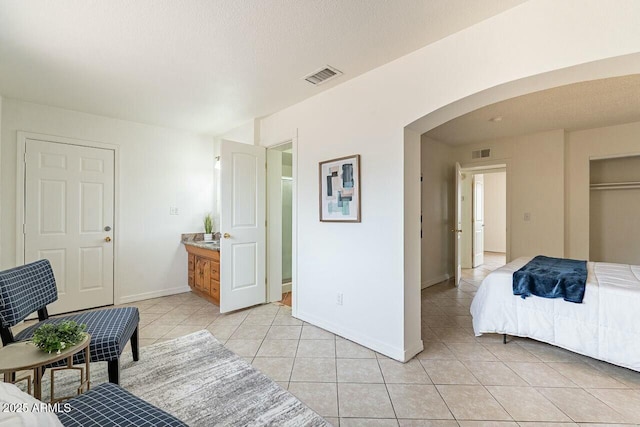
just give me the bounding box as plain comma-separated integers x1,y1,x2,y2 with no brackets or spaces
319,154,361,222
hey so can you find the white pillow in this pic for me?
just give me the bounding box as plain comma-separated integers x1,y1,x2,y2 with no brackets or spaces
0,382,63,427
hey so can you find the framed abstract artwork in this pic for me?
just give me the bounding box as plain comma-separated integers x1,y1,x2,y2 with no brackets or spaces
319,154,361,222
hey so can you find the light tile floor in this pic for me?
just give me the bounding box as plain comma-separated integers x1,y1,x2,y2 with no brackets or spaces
9,252,640,426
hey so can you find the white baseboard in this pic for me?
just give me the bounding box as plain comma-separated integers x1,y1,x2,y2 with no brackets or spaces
118,286,191,304
282,282,292,293
421,274,450,289
296,310,419,362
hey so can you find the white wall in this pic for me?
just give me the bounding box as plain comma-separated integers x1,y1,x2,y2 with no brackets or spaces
0,98,214,302
483,172,507,253
258,1,640,360
566,120,640,260
454,130,565,260
218,119,259,146
421,136,454,283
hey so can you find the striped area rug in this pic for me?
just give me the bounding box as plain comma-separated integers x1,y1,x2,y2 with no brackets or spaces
40,330,329,426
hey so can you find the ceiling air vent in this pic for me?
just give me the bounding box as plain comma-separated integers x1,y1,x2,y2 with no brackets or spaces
472,148,491,159
303,66,343,86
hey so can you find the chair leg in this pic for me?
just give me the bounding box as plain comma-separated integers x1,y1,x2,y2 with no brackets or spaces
1,327,14,347
131,326,140,362
108,360,120,385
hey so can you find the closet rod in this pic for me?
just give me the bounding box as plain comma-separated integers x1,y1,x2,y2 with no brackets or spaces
590,181,640,191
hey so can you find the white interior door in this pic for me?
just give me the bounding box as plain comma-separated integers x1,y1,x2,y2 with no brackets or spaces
220,140,266,313
454,162,463,286
25,139,114,314
472,175,485,267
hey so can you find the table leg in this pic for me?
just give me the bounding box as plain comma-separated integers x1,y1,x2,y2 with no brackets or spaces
33,367,42,400
85,346,91,391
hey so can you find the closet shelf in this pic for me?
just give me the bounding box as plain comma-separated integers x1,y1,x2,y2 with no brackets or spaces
590,181,640,191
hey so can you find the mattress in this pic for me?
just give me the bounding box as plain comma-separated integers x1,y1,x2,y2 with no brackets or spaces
470,256,640,372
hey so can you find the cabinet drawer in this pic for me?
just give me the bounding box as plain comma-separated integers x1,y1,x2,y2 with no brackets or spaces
210,279,220,299
210,261,220,279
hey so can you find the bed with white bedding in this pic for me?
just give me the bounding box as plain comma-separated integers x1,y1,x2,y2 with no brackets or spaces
470,256,640,372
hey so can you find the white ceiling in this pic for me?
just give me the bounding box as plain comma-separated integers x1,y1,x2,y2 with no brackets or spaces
425,74,640,145
0,0,524,136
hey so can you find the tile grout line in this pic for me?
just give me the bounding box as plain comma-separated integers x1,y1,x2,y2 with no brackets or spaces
376,356,399,422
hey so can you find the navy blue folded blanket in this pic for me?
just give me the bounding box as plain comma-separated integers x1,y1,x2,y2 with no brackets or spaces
513,255,587,303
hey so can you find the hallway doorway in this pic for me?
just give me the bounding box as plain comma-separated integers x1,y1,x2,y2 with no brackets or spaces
266,142,294,307
459,167,507,275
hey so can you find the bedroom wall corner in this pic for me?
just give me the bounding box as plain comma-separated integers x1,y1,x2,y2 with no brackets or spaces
404,128,423,360
563,130,571,258
420,136,455,288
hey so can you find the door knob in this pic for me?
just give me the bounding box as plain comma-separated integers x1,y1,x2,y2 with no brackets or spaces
223,233,231,239
450,229,462,233
105,236,112,242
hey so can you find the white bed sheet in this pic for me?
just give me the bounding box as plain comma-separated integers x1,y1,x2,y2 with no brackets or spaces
470,256,640,372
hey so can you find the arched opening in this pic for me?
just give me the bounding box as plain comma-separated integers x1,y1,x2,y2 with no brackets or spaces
404,53,640,360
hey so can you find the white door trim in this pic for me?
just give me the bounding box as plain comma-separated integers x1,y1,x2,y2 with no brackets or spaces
16,132,121,304
290,135,298,317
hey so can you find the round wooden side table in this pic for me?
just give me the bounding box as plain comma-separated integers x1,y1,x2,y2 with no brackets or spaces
0,333,91,403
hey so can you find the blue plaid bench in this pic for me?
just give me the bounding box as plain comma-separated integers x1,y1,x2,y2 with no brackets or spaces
0,260,140,384
14,308,139,372
56,383,187,427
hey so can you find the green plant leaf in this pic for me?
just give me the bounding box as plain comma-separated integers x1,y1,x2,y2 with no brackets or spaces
32,320,87,354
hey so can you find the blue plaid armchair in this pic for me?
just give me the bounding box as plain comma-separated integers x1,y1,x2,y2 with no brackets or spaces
0,259,140,384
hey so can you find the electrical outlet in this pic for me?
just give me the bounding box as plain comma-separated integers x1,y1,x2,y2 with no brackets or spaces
336,292,343,306
524,212,531,221
170,207,179,215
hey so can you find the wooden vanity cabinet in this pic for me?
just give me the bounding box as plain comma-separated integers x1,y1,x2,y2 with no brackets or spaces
185,245,220,305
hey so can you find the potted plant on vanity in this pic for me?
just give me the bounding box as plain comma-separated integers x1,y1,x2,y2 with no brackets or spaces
204,214,214,241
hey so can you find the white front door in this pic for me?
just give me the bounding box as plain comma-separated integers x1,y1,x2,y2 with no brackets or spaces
219,140,266,313
24,139,115,314
473,175,485,267
454,162,463,286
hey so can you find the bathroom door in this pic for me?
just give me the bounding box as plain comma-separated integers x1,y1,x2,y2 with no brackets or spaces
219,140,266,313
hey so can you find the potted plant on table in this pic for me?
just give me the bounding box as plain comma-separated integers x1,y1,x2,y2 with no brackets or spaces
204,213,214,241
32,320,87,354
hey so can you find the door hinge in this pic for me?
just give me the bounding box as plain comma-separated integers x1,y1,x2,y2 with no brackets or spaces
23,152,27,163
22,224,26,234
